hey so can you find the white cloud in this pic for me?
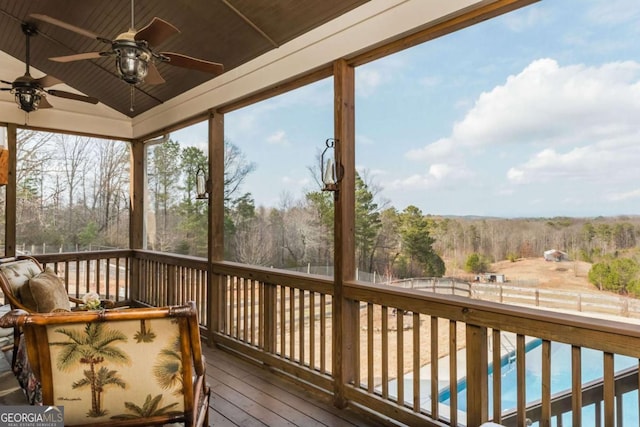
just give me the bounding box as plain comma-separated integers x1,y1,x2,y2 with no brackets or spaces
357,68,383,97
266,130,289,146
388,163,472,191
407,58,640,168
507,132,640,185
356,56,407,97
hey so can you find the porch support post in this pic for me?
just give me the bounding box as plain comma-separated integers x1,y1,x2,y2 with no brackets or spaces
466,324,488,426
333,58,357,408
4,124,16,257
208,110,225,344
129,139,145,302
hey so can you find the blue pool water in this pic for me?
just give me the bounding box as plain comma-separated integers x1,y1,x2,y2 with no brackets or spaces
441,340,638,425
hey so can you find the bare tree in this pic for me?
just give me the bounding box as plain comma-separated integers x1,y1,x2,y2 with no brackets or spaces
57,134,90,226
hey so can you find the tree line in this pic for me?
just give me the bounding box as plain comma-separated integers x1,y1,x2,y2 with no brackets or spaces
6,132,640,292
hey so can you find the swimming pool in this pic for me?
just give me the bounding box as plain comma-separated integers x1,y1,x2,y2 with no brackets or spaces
440,340,638,424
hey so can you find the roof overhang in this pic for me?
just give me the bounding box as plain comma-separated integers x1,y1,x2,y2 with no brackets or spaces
0,0,534,140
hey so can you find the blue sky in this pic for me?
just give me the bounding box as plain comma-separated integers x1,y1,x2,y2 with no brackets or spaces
175,0,640,218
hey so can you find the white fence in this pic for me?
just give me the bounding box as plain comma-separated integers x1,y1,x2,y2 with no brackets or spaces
386,277,640,320
472,282,640,319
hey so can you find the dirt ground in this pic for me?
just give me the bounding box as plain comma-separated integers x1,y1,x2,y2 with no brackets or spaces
489,257,598,293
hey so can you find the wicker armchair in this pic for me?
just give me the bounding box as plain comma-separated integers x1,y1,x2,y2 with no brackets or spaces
0,302,210,426
0,255,115,368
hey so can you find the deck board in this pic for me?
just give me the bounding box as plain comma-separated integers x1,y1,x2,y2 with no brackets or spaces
203,344,383,427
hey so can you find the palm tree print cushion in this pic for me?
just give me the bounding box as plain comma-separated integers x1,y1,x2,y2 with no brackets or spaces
46,317,185,425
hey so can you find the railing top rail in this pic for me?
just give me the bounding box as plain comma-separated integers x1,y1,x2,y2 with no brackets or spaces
212,260,334,294
36,249,133,263
133,249,208,269
345,279,640,357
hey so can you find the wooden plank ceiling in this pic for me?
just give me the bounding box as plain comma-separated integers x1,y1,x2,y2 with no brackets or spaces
0,0,369,118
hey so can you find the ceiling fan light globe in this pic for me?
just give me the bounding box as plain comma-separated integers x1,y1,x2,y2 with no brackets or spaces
116,45,148,84
14,88,40,112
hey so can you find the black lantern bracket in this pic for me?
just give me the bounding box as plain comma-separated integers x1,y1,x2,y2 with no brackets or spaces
320,138,343,192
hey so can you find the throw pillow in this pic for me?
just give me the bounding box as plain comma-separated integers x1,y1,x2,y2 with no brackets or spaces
17,282,38,312
28,271,71,313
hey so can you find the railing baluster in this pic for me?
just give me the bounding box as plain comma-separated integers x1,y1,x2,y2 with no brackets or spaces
382,305,389,399
104,257,110,299
279,285,285,356
413,312,420,413
299,289,305,365
542,339,551,427
320,294,326,373
85,259,90,294
572,345,582,426
396,308,404,406
229,276,235,337
243,277,249,342
95,258,101,296
603,352,614,427
367,303,374,393
237,277,242,340
517,334,526,426
289,287,295,361
492,329,502,423
310,291,316,370
251,279,257,345
431,316,438,419
258,281,264,348
466,324,488,426
450,320,458,426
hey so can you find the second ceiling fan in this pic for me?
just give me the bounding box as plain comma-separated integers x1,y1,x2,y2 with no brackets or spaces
31,0,224,89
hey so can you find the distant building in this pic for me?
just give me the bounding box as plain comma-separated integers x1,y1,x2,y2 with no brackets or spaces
544,249,569,262
474,273,506,283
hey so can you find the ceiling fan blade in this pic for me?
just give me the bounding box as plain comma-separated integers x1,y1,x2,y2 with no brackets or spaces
1,80,13,85
34,75,63,88
39,97,53,109
29,14,108,42
162,52,224,75
50,52,105,63
145,62,165,85
0,88,11,91
135,17,179,46
47,90,99,104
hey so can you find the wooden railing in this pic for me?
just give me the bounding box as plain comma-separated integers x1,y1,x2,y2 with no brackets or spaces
210,261,335,392
133,250,209,325
31,251,640,427
501,366,639,426
37,249,132,304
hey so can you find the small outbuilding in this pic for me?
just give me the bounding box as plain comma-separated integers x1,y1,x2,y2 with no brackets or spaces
543,249,569,262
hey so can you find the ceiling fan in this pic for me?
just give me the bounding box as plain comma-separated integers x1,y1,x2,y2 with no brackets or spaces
0,23,99,113
30,0,224,88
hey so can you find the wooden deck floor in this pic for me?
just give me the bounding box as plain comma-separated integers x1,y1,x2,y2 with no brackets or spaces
0,340,388,426
204,344,386,427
